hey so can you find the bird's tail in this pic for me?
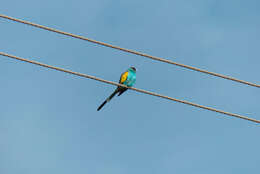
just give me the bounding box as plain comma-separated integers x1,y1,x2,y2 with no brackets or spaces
97,88,119,111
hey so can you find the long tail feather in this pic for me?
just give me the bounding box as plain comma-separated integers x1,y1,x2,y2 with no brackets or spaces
97,89,118,111
97,100,107,111
118,88,127,96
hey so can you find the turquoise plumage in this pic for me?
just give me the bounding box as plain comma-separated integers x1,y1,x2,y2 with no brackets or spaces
97,67,136,111
122,67,136,87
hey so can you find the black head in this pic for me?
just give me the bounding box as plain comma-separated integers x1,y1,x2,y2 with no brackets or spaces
130,67,136,72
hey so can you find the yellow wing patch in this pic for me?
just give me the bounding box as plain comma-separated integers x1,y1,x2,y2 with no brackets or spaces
120,71,128,84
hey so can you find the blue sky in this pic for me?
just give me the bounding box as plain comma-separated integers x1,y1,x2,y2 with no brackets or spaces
1,0,260,173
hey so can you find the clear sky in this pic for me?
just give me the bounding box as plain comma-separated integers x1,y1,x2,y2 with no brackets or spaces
1,0,260,173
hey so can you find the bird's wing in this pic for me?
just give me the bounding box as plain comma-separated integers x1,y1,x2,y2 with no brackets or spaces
119,71,128,84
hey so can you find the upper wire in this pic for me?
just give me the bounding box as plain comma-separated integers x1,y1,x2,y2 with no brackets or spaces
0,14,259,88
0,51,259,124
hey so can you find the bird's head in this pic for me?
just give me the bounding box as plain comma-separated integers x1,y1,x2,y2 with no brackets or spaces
129,67,136,72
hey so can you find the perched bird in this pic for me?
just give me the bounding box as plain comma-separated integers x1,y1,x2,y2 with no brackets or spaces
97,67,136,111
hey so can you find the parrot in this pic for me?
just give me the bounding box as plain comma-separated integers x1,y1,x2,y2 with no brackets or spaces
97,67,136,111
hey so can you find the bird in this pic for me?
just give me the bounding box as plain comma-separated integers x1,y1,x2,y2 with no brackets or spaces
97,67,136,111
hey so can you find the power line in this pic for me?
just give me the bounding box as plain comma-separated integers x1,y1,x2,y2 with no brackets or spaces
1,51,259,124
1,14,259,89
